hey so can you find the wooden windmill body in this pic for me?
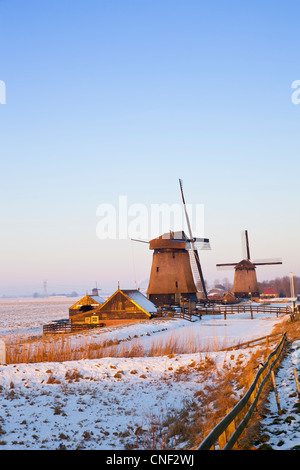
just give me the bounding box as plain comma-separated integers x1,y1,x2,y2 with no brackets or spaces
147,231,209,306
217,230,282,299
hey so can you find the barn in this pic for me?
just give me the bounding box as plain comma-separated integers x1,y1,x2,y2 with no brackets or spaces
222,292,237,304
69,293,105,321
70,288,157,327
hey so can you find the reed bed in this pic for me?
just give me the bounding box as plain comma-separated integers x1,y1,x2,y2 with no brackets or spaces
4,329,235,364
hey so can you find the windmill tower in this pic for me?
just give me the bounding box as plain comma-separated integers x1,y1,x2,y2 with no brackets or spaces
216,230,282,299
132,180,210,306
146,230,210,306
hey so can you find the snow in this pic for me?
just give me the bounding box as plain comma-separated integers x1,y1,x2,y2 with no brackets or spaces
0,297,295,450
90,295,105,304
122,289,158,314
256,339,300,450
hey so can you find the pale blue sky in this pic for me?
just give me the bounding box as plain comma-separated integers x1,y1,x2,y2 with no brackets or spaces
0,0,300,295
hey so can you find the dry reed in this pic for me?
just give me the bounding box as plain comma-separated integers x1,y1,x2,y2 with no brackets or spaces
5,329,234,364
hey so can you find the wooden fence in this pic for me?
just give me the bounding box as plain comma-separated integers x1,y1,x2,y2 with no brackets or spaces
43,319,105,334
154,304,291,322
197,304,291,318
220,331,283,351
196,332,287,450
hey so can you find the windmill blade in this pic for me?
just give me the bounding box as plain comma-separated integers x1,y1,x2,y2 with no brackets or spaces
131,238,149,244
188,249,203,291
179,179,194,241
216,263,238,266
186,238,211,251
253,258,282,265
216,263,237,271
194,238,211,250
179,178,208,299
241,230,251,260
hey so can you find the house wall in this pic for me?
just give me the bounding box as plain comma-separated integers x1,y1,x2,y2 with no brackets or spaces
98,291,149,319
71,291,150,324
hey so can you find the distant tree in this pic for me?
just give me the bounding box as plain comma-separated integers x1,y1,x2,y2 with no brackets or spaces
222,277,233,292
258,275,300,297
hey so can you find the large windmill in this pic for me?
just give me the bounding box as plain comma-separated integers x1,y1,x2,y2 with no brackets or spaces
216,230,282,299
132,179,210,306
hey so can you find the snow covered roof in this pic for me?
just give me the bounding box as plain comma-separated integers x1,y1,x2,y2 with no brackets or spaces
90,295,105,305
122,290,158,314
69,294,105,309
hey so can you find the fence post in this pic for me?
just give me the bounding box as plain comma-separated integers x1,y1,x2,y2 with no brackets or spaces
271,370,282,415
293,369,300,397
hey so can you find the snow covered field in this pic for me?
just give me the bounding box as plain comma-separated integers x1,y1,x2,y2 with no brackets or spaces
0,297,294,450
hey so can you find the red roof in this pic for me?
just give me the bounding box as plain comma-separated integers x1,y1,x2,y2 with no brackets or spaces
263,287,278,295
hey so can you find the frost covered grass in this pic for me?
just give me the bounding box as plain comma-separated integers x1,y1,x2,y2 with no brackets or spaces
0,347,269,450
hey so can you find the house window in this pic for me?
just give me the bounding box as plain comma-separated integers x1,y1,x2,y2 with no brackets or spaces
175,281,178,288
156,267,159,272
91,316,99,324
172,252,175,258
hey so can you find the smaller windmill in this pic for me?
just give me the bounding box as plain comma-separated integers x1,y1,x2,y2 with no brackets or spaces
216,230,282,299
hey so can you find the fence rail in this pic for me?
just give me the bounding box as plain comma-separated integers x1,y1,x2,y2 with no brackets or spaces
43,320,105,334
220,332,284,351
197,332,287,450
197,304,290,317
154,304,291,322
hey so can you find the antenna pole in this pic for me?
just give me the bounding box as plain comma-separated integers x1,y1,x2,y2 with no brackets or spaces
179,179,208,300
290,272,296,313
290,272,295,298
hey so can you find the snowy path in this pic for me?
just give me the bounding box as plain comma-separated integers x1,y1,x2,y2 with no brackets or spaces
256,340,300,450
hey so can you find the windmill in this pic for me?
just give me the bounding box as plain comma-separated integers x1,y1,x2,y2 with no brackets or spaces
216,230,282,299
132,179,210,306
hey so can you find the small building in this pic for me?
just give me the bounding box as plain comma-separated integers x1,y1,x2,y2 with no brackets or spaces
222,292,237,304
260,287,279,299
207,287,226,301
69,293,105,320
71,288,157,327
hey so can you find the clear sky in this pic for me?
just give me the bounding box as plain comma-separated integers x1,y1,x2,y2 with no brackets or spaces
0,0,300,296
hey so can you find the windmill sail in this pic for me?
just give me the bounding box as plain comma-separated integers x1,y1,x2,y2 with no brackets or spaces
188,249,203,291
253,259,282,265
179,179,208,300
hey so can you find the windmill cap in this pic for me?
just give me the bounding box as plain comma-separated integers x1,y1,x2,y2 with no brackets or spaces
235,259,256,270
